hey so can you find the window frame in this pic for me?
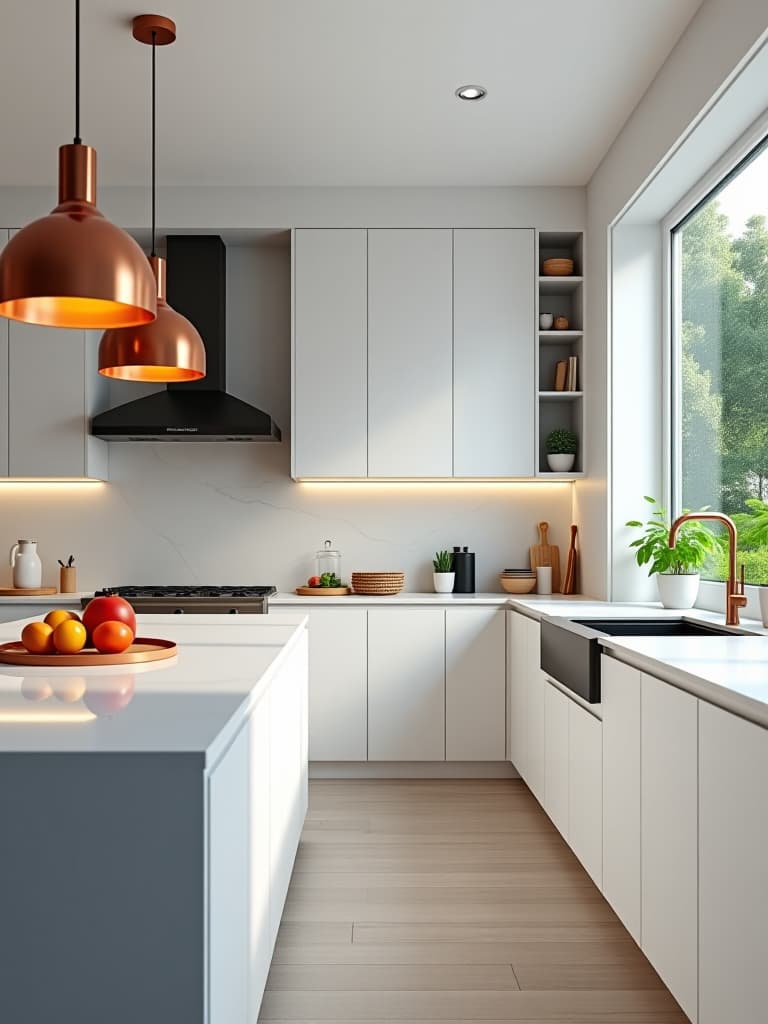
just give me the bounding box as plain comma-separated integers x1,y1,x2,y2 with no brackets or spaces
663,110,768,616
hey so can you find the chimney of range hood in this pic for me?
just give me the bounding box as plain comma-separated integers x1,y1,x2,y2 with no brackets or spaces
90,234,282,442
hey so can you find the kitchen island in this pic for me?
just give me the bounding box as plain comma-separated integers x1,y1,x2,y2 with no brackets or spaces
0,612,308,1024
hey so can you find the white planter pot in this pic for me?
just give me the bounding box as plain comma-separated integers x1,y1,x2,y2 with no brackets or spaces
656,572,700,610
433,572,455,594
759,587,768,628
546,453,575,472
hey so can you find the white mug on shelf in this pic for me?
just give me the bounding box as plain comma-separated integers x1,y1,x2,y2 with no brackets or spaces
536,565,552,595
539,313,554,330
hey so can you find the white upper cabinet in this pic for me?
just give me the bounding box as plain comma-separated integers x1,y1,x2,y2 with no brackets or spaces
445,607,506,761
292,229,367,478
453,229,535,477
367,229,453,477
7,324,108,479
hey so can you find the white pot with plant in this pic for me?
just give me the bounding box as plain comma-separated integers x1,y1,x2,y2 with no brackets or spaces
433,550,455,594
626,496,718,609
545,429,578,473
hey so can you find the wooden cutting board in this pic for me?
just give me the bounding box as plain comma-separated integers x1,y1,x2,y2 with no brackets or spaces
530,522,561,592
0,586,58,597
562,524,578,595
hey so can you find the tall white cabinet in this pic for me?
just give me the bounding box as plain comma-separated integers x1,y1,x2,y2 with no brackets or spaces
292,229,367,478
445,607,506,761
453,229,535,476
367,229,453,477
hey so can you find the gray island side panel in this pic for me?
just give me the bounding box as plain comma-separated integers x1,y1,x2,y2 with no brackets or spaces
0,751,205,1024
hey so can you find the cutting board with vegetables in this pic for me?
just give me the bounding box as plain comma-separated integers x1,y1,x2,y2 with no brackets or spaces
561,524,578,595
530,522,561,592
295,587,351,596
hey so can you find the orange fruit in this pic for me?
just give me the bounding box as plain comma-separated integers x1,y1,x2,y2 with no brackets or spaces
52,619,87,654
21,621,55,655
92,620,134,655
44,609,80,630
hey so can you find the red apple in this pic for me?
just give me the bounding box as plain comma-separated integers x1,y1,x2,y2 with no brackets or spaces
82,596,137,641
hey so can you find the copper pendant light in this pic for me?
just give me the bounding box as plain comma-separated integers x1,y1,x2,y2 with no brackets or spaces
0,1,157,329
99,15,205,383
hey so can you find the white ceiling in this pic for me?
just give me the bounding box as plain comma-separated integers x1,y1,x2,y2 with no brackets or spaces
0,0,702,188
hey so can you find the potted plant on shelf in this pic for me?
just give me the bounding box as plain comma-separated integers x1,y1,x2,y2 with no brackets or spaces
626,496,719,609
432,550,455,594
545,429,578,472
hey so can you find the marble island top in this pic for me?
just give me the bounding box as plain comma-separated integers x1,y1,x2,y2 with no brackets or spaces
0,612,307,759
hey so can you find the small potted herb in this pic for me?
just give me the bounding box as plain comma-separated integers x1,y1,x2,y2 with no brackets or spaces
626,496,718,608
432,550,455,594
545,429,578,472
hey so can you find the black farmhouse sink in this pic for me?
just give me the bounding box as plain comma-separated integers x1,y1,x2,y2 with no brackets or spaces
540,616,740,704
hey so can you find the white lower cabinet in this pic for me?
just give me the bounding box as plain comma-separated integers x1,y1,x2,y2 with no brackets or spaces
641,672,698,1023
601,656,641,942
698,702,768,1024
367,608,445,760
544,683,569,836
568,698,602,887
445,608,505,760
507,609,528,772
307,608,367,761
524,617,546,804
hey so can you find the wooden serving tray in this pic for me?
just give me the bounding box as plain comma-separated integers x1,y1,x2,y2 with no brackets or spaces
0,587,58,597
0,637,177,667
295,586,351,597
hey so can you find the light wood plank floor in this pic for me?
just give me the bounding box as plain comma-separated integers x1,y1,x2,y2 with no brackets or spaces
260,779,687,1023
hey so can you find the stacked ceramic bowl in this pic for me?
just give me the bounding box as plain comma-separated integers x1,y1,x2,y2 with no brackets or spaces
499,569,536,594
351,571,405,596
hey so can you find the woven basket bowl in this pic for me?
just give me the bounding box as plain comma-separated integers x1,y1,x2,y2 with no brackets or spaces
351,571,405,596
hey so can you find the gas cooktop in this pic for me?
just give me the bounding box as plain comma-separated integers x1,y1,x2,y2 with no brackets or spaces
87,586,277,614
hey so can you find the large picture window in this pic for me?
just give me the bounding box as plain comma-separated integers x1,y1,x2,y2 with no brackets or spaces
672,137,768,584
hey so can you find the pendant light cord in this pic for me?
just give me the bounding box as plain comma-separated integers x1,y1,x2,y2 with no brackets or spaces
74,0,81,144
151,30,157,257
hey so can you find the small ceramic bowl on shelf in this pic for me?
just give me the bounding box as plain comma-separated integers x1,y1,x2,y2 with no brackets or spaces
499,575,537,594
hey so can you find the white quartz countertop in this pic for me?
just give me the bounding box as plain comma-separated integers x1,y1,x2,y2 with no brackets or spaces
508,596,768,727
272,591,512,605
0,612,307,759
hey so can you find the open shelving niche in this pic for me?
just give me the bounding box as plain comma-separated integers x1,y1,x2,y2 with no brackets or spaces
535,230,585,477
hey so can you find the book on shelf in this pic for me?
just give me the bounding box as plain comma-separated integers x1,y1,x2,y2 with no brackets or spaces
553,360,568,391
566,355,578,391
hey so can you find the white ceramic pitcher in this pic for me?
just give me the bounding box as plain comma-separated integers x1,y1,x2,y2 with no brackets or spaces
9,539,42,589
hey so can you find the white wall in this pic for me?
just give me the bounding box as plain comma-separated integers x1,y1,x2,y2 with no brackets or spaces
0,205,579,593
578,0,768,599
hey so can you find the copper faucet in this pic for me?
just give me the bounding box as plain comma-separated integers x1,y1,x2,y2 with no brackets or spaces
668,512,747,626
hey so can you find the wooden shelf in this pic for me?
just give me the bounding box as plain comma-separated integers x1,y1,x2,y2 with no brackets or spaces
538,330,583,341
538,275,583,294
539,391,583,399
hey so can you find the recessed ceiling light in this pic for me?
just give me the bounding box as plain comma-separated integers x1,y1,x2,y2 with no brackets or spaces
456,85,487,101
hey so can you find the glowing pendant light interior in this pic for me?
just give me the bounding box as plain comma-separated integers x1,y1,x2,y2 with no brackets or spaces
0,1,157,329
98,15,205,383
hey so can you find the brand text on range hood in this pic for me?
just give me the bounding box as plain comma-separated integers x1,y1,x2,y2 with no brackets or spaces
91,236,281,442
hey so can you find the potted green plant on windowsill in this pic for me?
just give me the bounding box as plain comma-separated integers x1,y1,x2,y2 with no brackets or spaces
545,429,578,472
432,550,455,594
626,496,719,609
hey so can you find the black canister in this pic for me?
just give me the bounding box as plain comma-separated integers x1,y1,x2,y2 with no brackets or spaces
452,546,476,593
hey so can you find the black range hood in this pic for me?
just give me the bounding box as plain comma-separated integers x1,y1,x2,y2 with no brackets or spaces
91,236,281,442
